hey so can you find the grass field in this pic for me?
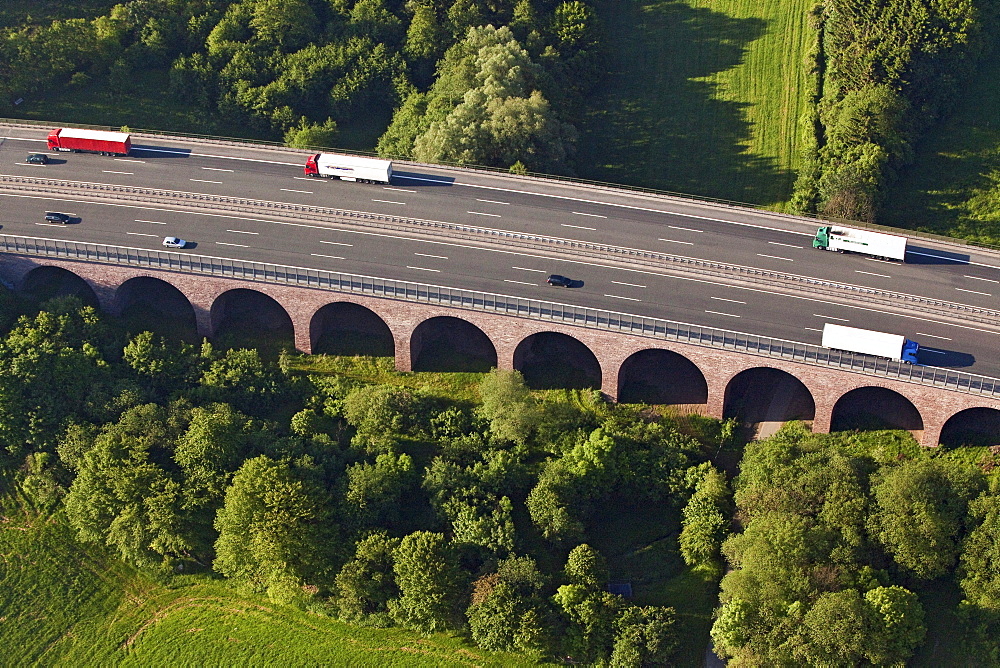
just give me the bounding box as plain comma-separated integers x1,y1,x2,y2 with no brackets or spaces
883,54,1000,245
579,0,814,208
0,496,538,667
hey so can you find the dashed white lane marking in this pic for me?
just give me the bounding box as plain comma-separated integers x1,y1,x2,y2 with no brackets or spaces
215,241,248,248
280,188,313,194
866,257,897,264
477,199,509,205
966,275,1000,283
293,177,316,181
668,225,703,233
226,229,258,235
202,167,234,172
513,266,546,272
35,222,66,227
705,310,740,318
562,223,596,230
757,253,794,262
917,332,952,340
573,211,607,218
658,237,694,245
372,199,405,205
407,265,440,272
415,253,448,260
605,294,641,301
385,187,416,193
856,270,891,278
956,287,992,297
612,280,647,288
126,232,157,237
320,240,354,246
768,241,801,249
103,170,133,175
135,219,165,224
711,297,746,304
115,158,145,163
190,178,222,184
804,327,823,332
311,253,344,260
814,314,849,321
504,279,536,286
468,210,501,217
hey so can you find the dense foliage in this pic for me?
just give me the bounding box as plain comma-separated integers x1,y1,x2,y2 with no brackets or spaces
792,0,998,221
0,0,600,172
712,422,1000,665
2,297,702,664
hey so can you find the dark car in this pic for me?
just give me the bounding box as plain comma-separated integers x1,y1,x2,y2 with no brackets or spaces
546,274,572,287
26,153,49,164
44,212,71,224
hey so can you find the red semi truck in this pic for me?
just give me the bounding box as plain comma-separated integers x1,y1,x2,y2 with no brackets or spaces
47,128,131,156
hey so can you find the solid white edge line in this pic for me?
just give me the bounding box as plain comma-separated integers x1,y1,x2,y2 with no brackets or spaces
605,294,641,301
916,332,952,341
705,310,740,318
406,265,440,272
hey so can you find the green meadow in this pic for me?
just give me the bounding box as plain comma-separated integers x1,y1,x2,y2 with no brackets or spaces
0,496,535,667
579,0,814,208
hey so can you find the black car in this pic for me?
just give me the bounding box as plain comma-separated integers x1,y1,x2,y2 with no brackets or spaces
26,153,49,164
546,274,572,287
44,212,71,224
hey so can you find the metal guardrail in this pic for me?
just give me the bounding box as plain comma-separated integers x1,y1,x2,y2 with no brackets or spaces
2,234,999,399
3,175,999,326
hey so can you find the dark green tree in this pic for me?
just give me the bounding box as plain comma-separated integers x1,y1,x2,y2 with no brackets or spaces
389,530,465,632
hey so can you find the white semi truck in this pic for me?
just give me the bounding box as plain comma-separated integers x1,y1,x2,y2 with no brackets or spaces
304,153,393,184
821,323,919,363
812,225,907,261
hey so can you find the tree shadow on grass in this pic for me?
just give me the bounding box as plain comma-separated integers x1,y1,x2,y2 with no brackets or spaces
579,0,791,205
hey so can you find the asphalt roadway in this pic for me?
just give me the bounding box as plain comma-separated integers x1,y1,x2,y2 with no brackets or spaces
1,126,999,376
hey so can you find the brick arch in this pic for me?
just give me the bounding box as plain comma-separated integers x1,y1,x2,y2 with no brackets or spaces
19,264,100,308
617,348,708,406
513,331,601,390
830,385,924,435
939,407,1000,448
410,315,497,372
310,301,395,356
722,366,816,425
114,275,198,340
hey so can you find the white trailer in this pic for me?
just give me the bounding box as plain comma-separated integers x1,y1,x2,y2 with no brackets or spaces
304,153,392,184
821,323,919,363
812,225,907,261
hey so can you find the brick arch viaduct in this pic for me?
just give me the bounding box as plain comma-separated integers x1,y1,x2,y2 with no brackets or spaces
3,255,999,447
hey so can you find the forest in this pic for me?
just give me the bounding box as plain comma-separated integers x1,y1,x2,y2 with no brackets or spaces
3,0,997,226
2,285,1000,665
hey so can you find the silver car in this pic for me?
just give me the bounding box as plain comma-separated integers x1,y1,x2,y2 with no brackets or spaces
162,236,187,248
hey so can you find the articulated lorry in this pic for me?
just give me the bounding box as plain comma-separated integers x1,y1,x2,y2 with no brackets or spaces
47,128,131,156
821,323,919,363
812,225,907,261
304,153,392,184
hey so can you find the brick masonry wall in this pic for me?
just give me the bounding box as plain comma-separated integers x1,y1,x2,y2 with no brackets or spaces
3,255,999,446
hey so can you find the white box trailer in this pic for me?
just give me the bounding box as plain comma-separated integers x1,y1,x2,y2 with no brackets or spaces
821,323,919,363
304,153,392,184
812,225,907,261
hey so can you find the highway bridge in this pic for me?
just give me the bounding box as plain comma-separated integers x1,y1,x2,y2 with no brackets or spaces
2,122,1000,445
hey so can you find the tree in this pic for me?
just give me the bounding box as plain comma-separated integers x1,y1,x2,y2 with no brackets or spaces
553,584,620,662
213,455,332,602
390,531,465,632
403,2,445,61
63,404,189,568
961,492,1000,609
198,348,287,416
249,0,318,51
526,458,585,543
610,605,678,667
565,543,608,589
343,453,417,528
864,586,926,666
174,403,256,512
799,589,874,665
334,531,400,625
679,464,731,576
476,368,538,444
284,117,338,149
871,458,984,579
343,384,420,451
